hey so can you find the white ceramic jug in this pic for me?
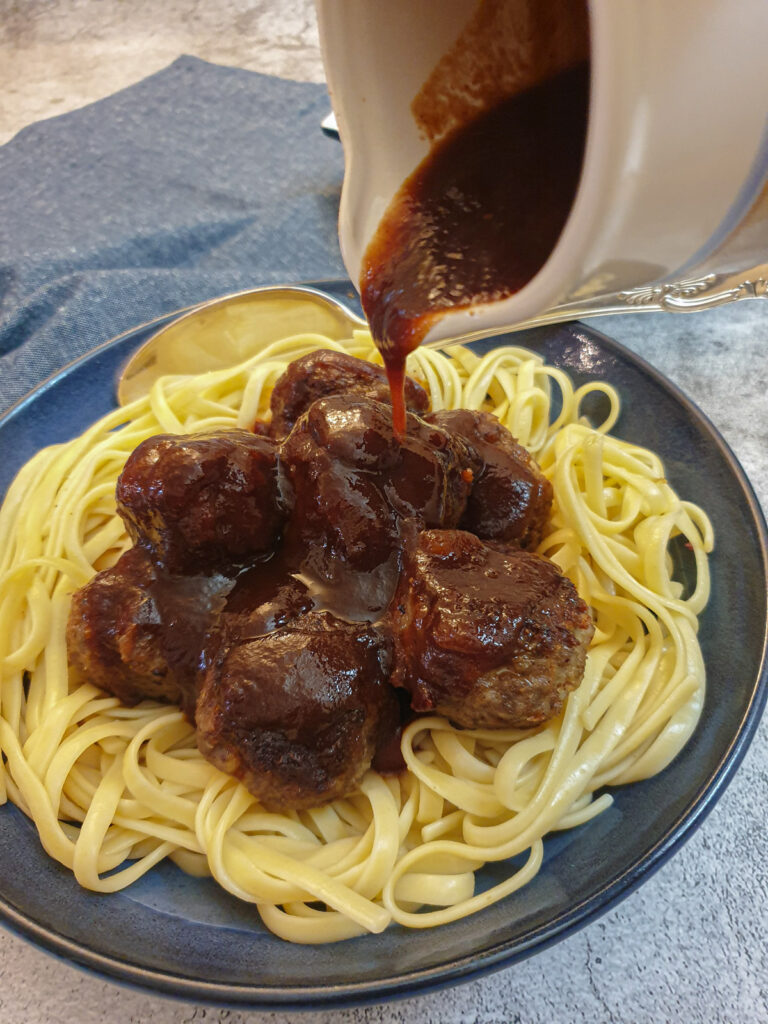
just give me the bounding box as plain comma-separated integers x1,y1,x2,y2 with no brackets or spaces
316,0,768,344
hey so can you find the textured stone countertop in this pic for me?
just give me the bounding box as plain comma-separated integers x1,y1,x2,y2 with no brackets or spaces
1,2,767,1022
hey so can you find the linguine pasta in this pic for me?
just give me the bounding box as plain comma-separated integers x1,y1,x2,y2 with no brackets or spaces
0,328,712,943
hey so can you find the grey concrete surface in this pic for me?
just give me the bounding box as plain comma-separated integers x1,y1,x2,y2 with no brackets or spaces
0,2,767,1022
0,0,325,145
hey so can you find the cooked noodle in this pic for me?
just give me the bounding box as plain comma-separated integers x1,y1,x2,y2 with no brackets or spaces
0,328,712,943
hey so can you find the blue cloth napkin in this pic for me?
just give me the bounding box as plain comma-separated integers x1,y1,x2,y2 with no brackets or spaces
0,56,346,414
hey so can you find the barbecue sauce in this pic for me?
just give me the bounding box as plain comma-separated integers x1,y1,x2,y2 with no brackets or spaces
361,62,590,435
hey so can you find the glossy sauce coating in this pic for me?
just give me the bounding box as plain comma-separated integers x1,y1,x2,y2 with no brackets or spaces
66,547,232,718
117,429,284,574
388,529,594,729
426,408,552,547
279,395,474,611
215,554,314,637
269,348,429,438
361,63,590,432
196,611,396,812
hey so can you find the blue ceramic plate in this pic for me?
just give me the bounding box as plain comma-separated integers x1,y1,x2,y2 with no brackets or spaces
0,281,766,1009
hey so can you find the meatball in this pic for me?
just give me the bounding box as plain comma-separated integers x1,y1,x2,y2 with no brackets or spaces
426,409,552,548
199,555,316,674
116,429,284,575
279,396,474,599
268,349,430,437
388,529,594,729
196,611,396,812
66,547,231,715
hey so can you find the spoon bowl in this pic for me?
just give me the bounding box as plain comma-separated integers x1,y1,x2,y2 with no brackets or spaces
117,284,366,405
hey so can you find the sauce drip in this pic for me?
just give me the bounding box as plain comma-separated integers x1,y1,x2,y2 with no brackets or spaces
361,62,590,434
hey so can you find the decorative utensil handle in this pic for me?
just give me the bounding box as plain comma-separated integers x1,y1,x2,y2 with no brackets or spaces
514,263,768,331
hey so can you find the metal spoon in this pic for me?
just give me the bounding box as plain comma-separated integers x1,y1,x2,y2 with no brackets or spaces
117,284,367,406
118,261,768,405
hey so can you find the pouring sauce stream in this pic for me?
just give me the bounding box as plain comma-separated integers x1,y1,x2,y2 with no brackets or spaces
360,62,590,435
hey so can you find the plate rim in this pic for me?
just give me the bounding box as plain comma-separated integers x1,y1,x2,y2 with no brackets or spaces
0,281,766,1009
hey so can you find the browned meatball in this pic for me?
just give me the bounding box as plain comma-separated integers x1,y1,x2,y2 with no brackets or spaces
116,430,284,575
198,555,316,677
388,529,594,729
196,611,396,812
211,555,315,646
66,547,231,715
426,409,552,548
268,349,430,437
279,396,475,610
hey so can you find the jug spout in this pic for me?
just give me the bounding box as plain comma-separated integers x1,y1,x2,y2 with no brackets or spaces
317,0,768,345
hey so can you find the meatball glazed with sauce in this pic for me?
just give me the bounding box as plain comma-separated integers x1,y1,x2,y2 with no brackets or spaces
388,529,593,729
66,349,594,812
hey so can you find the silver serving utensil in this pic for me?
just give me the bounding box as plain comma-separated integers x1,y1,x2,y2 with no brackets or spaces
117,258,768,405
117,284,366,406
